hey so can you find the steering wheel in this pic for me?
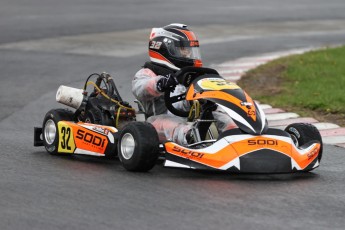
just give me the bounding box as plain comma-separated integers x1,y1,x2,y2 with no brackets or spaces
164,67,219,117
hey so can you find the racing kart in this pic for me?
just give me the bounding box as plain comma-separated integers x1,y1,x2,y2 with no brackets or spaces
34,68,323,173
34,72,136,158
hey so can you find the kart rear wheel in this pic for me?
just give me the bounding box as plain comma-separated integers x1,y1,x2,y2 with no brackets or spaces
83,107,102,124
285,123,323,162
118,122,159,172
42,108,74,154
81,106,113,126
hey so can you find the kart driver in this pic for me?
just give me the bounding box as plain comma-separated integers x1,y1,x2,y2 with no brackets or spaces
132,23,236,145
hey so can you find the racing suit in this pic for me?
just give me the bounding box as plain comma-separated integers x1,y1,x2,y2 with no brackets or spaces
132,62,236,145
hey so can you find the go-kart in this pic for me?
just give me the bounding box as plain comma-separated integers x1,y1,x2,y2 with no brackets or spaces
34,72,136,158
34,67,323,173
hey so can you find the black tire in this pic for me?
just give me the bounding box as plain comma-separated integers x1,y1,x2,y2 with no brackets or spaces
42,108,74,154
81,98,103,124
83,107,103,124
118,122,159,172
285,123,323,162
82,104,113,126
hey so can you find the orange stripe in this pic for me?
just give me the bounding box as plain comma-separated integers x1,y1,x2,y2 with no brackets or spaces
291,143,321,169
165,142,238,168
178,29,197,41
149,50,173,65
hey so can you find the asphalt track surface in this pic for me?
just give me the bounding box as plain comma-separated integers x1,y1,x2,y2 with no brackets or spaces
1,1,345,229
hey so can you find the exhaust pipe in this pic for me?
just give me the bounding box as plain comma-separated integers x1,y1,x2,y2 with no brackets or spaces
56,85,85,109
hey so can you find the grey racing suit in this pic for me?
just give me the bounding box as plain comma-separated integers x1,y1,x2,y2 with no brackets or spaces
132,66,236,145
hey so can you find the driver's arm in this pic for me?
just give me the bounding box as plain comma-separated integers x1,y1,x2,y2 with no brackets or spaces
132,68,163,101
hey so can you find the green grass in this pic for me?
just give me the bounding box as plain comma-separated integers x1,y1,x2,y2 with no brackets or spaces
241,45,345,116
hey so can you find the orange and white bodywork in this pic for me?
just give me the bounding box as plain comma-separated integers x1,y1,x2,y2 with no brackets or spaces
163,72,322,173
185,75,268,135
164,131,322,173
56,121,118,156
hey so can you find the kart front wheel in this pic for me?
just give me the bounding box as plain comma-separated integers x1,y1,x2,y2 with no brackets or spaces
42,108,74,154
118,122,159,172
285,123,323,162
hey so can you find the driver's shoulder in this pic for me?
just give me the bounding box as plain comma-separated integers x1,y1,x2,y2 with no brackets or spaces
135,68,158,79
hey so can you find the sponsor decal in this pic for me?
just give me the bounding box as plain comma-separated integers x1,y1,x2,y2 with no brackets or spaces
307,146,319,160
199,78,240,90
171,146,204,159
247,110,255,117
190,41,199,47
92,126,109,135
80,123,116,134
76,129,107,150
185,74,193,86
248,139,278,146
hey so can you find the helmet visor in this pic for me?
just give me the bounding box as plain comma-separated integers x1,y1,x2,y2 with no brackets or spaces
166,40,202,60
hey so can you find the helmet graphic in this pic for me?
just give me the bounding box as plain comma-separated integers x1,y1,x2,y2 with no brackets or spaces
148,23,203,70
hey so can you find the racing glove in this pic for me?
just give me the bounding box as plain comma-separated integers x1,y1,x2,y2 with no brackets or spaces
156,74,178,92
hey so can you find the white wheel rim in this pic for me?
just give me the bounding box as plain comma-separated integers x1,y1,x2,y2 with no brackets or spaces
120,133,135,160
44,119,56,145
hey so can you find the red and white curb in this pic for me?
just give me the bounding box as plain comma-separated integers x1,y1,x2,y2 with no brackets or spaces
214,48,345,148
